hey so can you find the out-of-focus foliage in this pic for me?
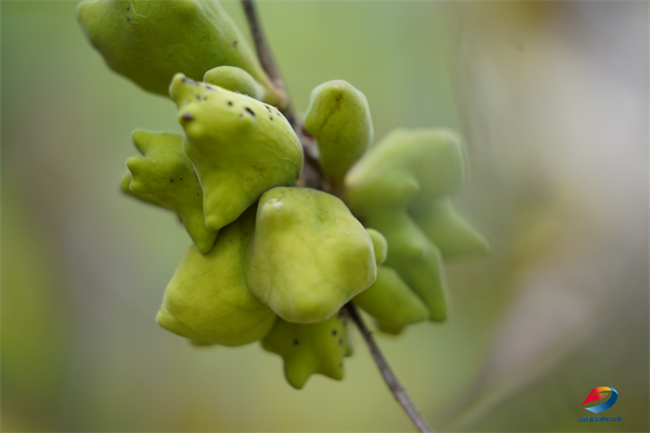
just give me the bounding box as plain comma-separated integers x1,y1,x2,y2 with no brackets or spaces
1,1,647,432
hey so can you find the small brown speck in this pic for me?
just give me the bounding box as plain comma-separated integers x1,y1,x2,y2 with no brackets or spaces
238,114,243,118
127,17,131,21
294,339,299,345
182,113,194,121
232,40,238,49
196,95,201,100
244,107,255,117
269,117,273,121
338,338,343,345
227,101,233,106
126,7,130,11
170,179,174,183
332,330,337,336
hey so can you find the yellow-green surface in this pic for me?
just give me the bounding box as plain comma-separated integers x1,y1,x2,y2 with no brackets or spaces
2,1,648,432
248,187,376,323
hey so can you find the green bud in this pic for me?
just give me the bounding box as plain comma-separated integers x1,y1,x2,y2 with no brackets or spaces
170,74,303,233
77,0,283,105
353,266,428,335
247,187,377,323
261,313,353,389
304,80,373,188
203,66,265,101
123,130,218,254
157,206,277,346
365,228,388,265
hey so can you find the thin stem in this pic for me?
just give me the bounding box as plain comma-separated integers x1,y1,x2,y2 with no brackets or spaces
240,0,295,125
344,303,434,433
240,2,433,431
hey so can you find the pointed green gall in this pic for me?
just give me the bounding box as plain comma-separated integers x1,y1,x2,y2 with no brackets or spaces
120,171,164,209
247,187,377,323
353,266,428,335
157,206,277,346
203,66,265,101
123,130,217,253
77,0,283,105
170,74,303,233
262,313,353,389
304,80,373,188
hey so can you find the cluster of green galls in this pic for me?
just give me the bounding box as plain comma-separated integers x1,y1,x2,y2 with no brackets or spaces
78,0,488,389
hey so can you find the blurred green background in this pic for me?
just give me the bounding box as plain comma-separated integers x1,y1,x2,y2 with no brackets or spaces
1,1,648,431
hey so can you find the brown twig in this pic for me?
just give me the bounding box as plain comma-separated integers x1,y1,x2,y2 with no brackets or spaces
241,1,433,431
344,303,434,433
240,0,295,126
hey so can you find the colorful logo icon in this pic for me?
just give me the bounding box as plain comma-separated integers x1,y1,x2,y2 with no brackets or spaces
582,387,618,413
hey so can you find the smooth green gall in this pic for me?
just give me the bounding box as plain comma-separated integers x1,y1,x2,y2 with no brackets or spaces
203,66,265,101
261,313,353,389
77,0,283,105
170,74,303,233
346,128,484,321
303,80,373,188
353,266,429,335
247,187,377,323
157,206,277,346
123,130,218,253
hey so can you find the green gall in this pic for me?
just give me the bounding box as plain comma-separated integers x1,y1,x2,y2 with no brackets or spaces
77,0,283,105
203,66,265,101
124,130,218,254
353,266,429,335
157,206,277,346
411,198,489,261
247,187,377,323
262,313,353,389
346,128,483,321
304,80,373,188
170,74,303,233
365,228,388,265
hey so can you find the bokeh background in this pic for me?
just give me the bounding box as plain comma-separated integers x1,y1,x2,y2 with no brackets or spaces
1,1,648,431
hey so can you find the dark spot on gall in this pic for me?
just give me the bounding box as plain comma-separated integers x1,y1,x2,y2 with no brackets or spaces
294,339,299,345
127,7,130,11
227,101,233,106
127,17,131,21
180,178,183,181
265,106,272,113
332,330,337,336
170,179,174,183
232,40,238,49
182,113,194,121
244,107,255,117
238,114,243,118
339,338,343,345
270,117,273,121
